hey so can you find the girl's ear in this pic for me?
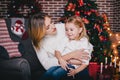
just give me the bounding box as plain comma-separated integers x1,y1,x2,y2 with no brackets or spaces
79,28,83,33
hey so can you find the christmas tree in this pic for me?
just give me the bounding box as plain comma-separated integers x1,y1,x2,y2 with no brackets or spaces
62,0,112,63
7,0,41,18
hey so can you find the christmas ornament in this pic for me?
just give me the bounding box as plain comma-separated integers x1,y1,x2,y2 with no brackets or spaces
67,3,76,12
99,35,105,42
11,20,25,36
82,17,89,24
94,23,102,33
11,18,28,40
75,11,80,16
79,0,84,6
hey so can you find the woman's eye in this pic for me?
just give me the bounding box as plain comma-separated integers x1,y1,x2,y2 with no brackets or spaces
46,25,50,30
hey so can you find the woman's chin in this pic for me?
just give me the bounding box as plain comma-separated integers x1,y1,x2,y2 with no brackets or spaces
52,31,57,35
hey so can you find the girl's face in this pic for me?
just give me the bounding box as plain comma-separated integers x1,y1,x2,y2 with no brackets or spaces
65,23,82,40
44,17,56,35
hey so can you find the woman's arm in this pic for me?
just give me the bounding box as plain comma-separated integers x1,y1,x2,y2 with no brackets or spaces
55,50,62,60
55,50,68,70
35,47,59,70
68,59,82,65
61,49,89,61
67,64,88,76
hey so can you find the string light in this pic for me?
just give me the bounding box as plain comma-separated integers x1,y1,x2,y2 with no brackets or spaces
103,12,120,56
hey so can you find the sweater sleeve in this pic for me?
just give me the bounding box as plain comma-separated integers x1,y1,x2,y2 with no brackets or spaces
79,37,93,65
79,37,93,54
35,47,59,70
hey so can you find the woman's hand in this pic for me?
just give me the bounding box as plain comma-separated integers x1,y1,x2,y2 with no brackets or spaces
73,49,90,60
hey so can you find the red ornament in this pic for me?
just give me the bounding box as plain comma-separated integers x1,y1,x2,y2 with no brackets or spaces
94,24,102,33
82,17,89,24
87,11,92,15
91,9,95,12
99,35,105,41
67,6,71,11
75,11,80,16
67,3,73,11
102,13,108,22
68,3,73,8
67,3,76,12
71,4,76,12
79,0,84,6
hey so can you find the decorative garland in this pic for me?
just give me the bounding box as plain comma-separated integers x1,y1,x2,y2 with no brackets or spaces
7,0,41,18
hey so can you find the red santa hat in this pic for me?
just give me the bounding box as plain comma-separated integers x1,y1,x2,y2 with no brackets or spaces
15,20,23,24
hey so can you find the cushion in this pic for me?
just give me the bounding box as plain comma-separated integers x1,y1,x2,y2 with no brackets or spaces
0,19,21,58
0,46,9,59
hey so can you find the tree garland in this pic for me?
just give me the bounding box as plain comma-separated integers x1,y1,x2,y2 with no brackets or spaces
7,0,41,18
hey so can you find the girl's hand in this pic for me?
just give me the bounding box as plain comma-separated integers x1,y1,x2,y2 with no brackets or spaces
58,58,68,71
67,68,77,77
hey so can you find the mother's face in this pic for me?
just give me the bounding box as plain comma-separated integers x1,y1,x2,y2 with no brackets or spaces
44,16,57,35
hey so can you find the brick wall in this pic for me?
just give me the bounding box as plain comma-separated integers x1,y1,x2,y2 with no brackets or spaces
0,0,120,31
114,0,120,32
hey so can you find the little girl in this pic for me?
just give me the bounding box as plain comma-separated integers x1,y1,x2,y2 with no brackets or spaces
40,15,93,80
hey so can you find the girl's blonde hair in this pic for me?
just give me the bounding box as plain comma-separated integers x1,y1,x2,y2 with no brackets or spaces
66,15,89,40
28,13,49,49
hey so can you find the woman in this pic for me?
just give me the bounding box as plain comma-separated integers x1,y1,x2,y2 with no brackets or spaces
28,13,91,80
40,16,93,80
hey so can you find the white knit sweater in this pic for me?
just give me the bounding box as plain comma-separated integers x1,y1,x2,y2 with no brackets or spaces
35,23,66,70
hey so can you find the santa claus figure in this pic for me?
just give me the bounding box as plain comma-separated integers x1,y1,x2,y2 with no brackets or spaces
11,20,25,37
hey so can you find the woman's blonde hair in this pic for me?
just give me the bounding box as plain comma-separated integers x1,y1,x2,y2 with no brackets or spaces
66,15,89,40
28,13,49,49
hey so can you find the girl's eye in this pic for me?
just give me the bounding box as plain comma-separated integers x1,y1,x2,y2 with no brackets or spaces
65,29,68,31
70,29,73,31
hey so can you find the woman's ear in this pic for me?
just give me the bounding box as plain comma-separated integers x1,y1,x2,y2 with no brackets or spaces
79,28,83,33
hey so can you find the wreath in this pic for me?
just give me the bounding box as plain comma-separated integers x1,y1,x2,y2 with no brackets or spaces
7,0,41,18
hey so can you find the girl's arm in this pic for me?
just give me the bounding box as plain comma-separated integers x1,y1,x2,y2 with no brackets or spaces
63,37,93,62
75,64,88,73
67,64,88,76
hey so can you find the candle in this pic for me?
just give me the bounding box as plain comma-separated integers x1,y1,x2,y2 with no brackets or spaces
114,57,116,68
100,62,103,74
119,61,120,72
105,57,107,64
110,62,112,66
110,55,112,61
